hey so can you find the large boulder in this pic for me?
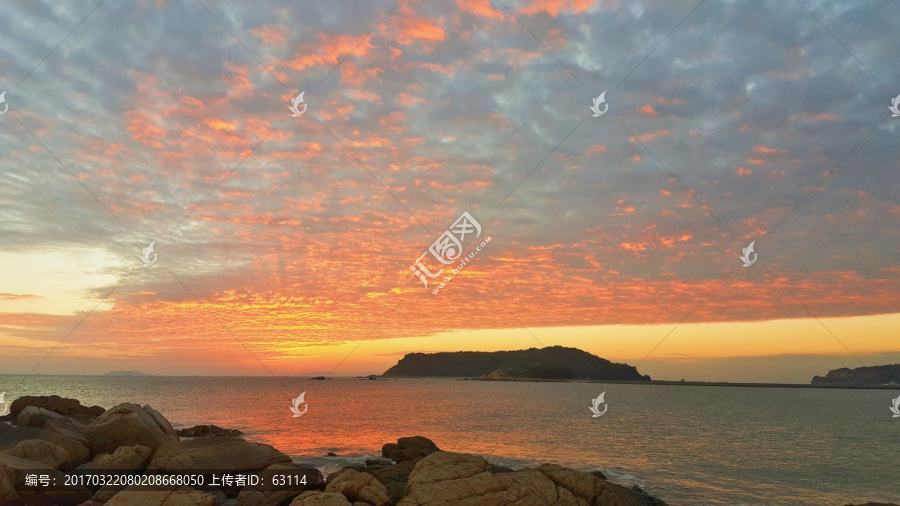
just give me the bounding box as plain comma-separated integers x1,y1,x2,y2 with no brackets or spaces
405,451,492,488
289,491,353,506
236,463,324,506
76,444,154,471
85,403,180,454
535,464,667,506
0,453,91,504
0,439,70,469
399,452,563,505
8,395,104,422
0,423,90,468
324,469,391,506
149,437,291,471
102,485,217,506
382,436,440,463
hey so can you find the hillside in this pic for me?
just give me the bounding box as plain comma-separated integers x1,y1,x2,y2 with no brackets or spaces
382,346,650,381
810,364,900,387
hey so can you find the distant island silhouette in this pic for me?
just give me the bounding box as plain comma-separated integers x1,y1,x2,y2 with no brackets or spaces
103,370,148,376
382,346,650,381
811,364,900,387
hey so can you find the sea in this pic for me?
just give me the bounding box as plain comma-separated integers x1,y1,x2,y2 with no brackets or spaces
1,375,897,505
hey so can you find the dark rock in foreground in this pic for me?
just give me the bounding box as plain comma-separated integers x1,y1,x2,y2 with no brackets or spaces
811,364,900,387
7,395,104,423
0,395,672,505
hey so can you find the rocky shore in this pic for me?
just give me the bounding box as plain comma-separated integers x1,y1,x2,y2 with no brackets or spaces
0,395,671,505
0,396,893,506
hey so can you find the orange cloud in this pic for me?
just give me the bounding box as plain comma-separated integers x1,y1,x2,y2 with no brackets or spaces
639,105,658,116
457,0,504,19
753,145,787,155
283,33,375,71
251,24,290,45
392,5,446,46
520,0,593,16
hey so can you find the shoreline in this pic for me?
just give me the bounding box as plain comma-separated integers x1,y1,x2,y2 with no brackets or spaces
0,395,671,505
5,373,899,390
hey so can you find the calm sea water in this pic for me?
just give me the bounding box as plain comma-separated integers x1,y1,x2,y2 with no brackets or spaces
1,375,897,505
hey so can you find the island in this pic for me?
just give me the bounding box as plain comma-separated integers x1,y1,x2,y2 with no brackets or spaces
810,364,900,387
103,371,148,376
382,346,650,381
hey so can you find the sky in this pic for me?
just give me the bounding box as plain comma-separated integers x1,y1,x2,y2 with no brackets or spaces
0,0,898,383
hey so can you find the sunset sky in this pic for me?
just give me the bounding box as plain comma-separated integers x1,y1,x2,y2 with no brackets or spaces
1,0,898,383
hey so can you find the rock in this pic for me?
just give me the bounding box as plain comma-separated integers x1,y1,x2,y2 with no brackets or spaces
15,406,90,449
325,469,391,506
176,424,243,438
290,491,353,506
590,470,607,480
404,452,492,488
16,406,67,428
310,376,327,380
236,463,324,506
8,395,104,422
0,423,91,470
364,458,392,467
491,464,515,473
381,436,440,463
0,453,91,504
85,403,180,455
0,439,70,469
400,452,562,505
327,452,338,457
102,485,217,505
535,463,667,505
366,460,416,504
149,437,291,471
76,444,153,471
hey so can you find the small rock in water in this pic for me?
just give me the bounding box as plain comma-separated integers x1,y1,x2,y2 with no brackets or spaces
326,451,338,456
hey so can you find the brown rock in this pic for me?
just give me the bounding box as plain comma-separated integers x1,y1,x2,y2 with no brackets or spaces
535,463,667,505
236,463,324,506
325,469,391,506
8,395,104,422
76,444,154,471
0,439,70,469
85,403,180,455
0,423,90,468
0,453,91,504
102,485,217,505
366,460,416,503
400,453,561,506
404,452,492,488
290,491,353,506
149,437,291,471
382,436,440,463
